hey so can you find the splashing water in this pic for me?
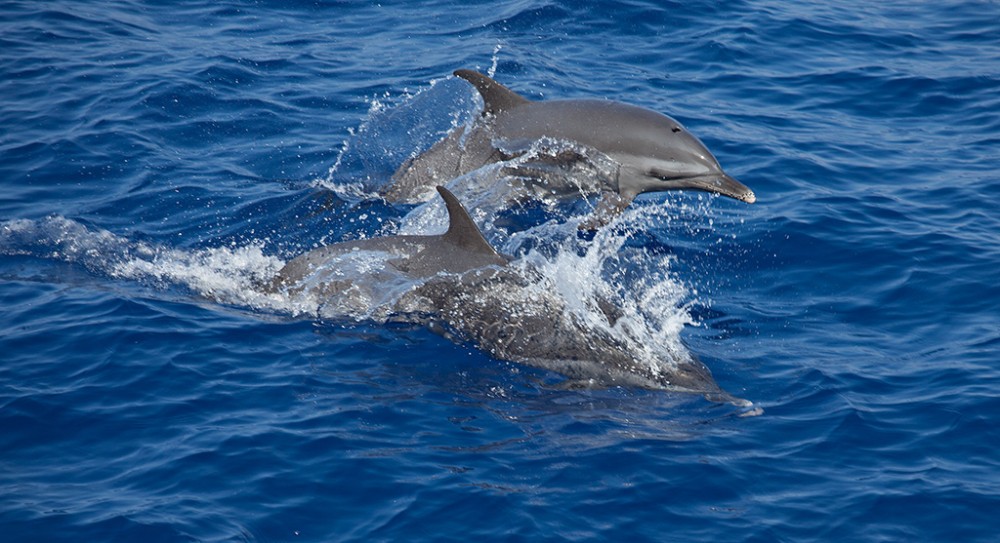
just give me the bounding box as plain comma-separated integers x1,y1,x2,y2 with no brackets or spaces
514,205,698,376
1,217,291,314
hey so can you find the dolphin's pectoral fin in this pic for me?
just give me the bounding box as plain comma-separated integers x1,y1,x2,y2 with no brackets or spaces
499,147,598,199
702,392,763,416
500,145,590,177
578,192,633,230
454,69,530,116
492,137,536,159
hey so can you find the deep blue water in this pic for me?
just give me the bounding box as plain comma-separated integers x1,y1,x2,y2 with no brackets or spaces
3,1,999,541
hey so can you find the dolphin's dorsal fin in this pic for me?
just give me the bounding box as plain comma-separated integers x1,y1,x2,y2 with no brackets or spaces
454,69,530,116
436,186,504,259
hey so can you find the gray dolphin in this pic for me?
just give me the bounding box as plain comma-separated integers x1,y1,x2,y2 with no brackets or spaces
389,70,755,224
271,186,509,293
271,187,754,409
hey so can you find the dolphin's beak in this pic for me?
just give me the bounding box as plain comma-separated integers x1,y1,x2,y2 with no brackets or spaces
717,173,756,203
682,173,756,204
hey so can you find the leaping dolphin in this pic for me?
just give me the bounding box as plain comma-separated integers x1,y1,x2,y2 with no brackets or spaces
388,70,755,224
270,187,755,409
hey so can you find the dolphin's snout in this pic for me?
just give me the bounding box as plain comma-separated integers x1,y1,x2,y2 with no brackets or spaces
655,172,756,204
715,173,756,204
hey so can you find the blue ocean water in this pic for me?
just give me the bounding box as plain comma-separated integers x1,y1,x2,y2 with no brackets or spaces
2,0,999,541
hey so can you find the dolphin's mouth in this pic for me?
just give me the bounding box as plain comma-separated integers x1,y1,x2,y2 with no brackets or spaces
651,172,756,204
693,173,756,204
715,173,757,204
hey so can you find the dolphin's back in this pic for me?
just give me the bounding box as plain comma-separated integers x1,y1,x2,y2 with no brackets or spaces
453,69,691,160
493,99,688,158
272,187,507,290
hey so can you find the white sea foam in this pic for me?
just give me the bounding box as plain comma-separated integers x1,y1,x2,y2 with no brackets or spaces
514,205,697,374
1,217,296,314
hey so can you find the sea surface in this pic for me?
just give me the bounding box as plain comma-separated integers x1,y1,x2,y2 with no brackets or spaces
2,1,999,541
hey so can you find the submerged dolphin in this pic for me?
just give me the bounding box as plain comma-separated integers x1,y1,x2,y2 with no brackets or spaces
389,70,755,224
271,186,508,292
271,187,753,408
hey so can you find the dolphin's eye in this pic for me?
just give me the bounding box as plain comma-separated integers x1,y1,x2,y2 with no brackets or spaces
671,126,681,133
650,170,684,181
